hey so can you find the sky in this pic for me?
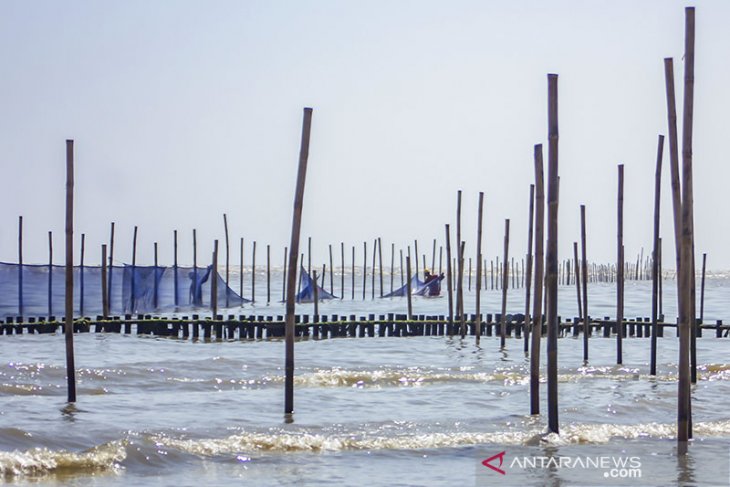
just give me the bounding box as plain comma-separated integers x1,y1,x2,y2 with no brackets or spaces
0,0,728,271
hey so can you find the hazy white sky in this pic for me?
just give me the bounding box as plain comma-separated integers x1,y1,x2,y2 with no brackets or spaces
1,0,728,270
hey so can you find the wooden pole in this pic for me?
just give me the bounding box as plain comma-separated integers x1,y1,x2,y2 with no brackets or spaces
223,214,230,307
456,190,464,329
285,107,313,415
48,231,53,317
439,246,443,276
193,229,198,300
312,270,319,319
153,242,159,309
108,222,115,310
700,253,706,321
80,233,85,316
307,236,312,278
458,241,466,338
651,135,665,376
530,144,545,416
659,238,663,318
664,57,683,293
475,192,484,344
431,239,436,274
64,139,76,403
371,239,376,300
378,237,384,297
18,216,23,316
400,249,404,287
414,239,420,279
282,247,288,302
351,246,355,300
500,219,510,349
468,258,472,291
573,242,582,321
362,241,367,300
130,226,138,313
251,241,256,303
267,244,271,304
546,74,560,434
340,242,345,299
616,164,624,365
524,185,535,353
329,244,334,295
211,240,219,318
390,242,395,295
406,256,413,319
580,205,589,362
445,224,454,334
239,237,244,301
101,244,108,318
174,230,179,307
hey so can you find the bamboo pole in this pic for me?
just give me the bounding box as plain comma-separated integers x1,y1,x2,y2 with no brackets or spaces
211,240,218,318
130,226,138,313
431,239,436,274
500,219,510,349
108,222,115,310
371,239,376,299
340,242,345,299
530,144,545,416
390,242,395,295
18,216,23,316
312,270,319,319
223,214,230,308
239,237,244,302
64,139,76,403
174,230,179,307
362,241,367,300
414,239,420,280
48,231,53,317
282,247,288,302
80,233,85,316
573,242,582,321
285,107,313,415
251,241,256,303
445,224,454,334
546,74,560,434
458,241,466,338
580,205,589,362
475,192,484,344
101,244,108,318
378,237,384,297
616,164,624,365
651,135,665,376
400,249,404,287
700,253,706,321
456,190,464,328
439,247,443,276
659,238,663,317
679,7,696,444
193,228,198,299
351,246,355,300
329,244,334,295
307,236,311,278
524,185,535,353
267,244,271,304
406,256,413,320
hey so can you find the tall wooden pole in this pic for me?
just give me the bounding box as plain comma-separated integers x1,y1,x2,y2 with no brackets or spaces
546,74,560,434
211,240,218,318
530,144,545,415
524,185,535,353
101,244,108,318
371,239,376,300
267,244,271,304
223,214,230,308
362,241,367,300
130,226,138,313
282,247,288,302
573,242,582,321
679,6,696,445
390,242,395,295
456,190,464,328
616,164,624,365
580,205,589,362
700,253,706,321
406,256,413,320
251,241,256,303
378,237,384,298
329,244,334,295
239,237,244,301
340,242,345,299
458,241,466,338
48,231,53,317
80,233,85,316
64,139,77,403
108,222,115,310
18,216,23,316
351,246,355,300
475,192,484,344
285,107,313,415
651,135,665,376
174,230,179,307
500,219,510,349
445,224,454,335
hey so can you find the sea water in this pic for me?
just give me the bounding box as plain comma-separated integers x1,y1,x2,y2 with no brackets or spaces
1,276,730,486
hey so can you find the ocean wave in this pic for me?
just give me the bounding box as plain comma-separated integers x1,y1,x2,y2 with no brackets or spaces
151,419,730,456
0,440,126,478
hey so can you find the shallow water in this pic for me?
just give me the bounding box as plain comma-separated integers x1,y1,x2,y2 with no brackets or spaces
1,278,730,486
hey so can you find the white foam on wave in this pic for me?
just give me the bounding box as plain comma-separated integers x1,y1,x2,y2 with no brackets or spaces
0,441,126,478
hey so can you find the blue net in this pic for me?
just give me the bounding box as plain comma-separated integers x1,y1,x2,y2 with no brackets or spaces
382,274,444,298
295,267,337,302
0,262,249,319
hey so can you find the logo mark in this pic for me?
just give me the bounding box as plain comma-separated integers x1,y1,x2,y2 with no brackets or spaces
482,451,506,475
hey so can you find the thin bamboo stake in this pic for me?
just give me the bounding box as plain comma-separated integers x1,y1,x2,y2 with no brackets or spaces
130,226,138,313
530,144,545,416
251,241,256,303
475,192,484,344
458,241,466,338
500,219,510,349
445,224,454,334
617,164,624,365
64,139,76,403
414,239,419,280
340,242,345,299
573,242,582,321
524,185,535,353
390,242,395,295
371,239,376,300
101,244,108,318
239,237,244,302
285,107,313,415
312,270,319,319
80,233,85,316
431,239,436,274
174,230,179,307
329,244,334,295
223,213,230,308
456,190,464,328
651,135,665,376
546,74,560,434
211,240,218,318
267,244,271,304
378,237,384,297
406,256,413,319
48,231,53,317
283,247,288,302
362,241,367,300
700,253,707,321
351,246,355,300
580,205,589,362
108,222,115,310
18,216,23,316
